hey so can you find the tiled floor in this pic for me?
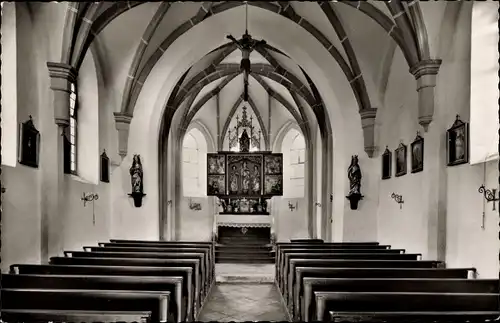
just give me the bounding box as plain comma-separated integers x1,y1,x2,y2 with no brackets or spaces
198,283,288,322
215,264,275,283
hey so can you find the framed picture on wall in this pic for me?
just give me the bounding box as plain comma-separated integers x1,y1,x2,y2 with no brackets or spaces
410,132,424,173
381,146,392,180
100,150,110,183
18,115,40,168
394,142,407,177
446,115,469,166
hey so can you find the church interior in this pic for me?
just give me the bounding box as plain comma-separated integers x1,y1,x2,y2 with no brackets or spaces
1,1,499,322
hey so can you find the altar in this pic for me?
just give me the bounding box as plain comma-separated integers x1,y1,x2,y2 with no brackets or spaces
216,213,271,228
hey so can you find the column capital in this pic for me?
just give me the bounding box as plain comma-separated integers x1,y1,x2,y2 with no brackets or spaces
113,112,133,126
113,112,133,158
359,108,377,120
409,59,442,80
47,62,77,85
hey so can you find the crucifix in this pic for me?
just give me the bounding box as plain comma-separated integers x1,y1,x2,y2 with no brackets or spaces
226,2,266,102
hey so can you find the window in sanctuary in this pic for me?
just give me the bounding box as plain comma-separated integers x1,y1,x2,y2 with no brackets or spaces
289,132,305,196
64,82,78,174
182,128,208,197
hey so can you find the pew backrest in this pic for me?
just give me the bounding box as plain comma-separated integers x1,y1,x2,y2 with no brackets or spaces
1,309,152,323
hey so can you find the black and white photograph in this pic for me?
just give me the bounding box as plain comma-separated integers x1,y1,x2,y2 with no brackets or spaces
1,1,498,322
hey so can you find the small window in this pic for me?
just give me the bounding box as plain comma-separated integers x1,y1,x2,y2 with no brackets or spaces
64,82,78,174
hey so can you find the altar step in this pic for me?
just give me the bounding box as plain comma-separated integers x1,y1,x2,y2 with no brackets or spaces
215,244,275,264
218,238,271,245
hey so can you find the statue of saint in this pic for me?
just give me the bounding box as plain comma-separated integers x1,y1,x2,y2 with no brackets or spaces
455,128,465,160
347,155,361,196
252,165,260,194
241,161,250,193
239,129,250,152
229,165,239,194
130,154,144,194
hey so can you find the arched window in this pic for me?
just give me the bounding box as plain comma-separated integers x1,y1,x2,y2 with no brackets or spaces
289,132,305,195
281,128,305,198
182,128,208,197
64,82,78,174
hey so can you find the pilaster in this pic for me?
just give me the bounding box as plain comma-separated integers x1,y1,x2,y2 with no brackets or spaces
360,108,378,158
410,59,442,131
43,62,76,261
113,112,133,158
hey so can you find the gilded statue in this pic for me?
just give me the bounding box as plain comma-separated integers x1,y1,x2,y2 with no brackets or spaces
229,165,239,194
252,165,260,194
241,161,250,193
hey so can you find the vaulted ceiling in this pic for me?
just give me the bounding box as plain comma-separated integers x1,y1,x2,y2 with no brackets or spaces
63,1,431,154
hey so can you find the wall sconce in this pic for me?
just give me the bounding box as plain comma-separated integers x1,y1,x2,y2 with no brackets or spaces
81,192,99,207
478,185,499,211
288,201,298,211
189,198,202,211
81,192,99,225
166,200,172,206
315,202,322,207
330,194,333,202
391,193,404,209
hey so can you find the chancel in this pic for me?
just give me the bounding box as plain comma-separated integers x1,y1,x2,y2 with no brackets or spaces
1,1,499,322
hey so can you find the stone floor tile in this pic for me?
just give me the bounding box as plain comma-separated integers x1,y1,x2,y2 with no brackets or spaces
198,283,287,322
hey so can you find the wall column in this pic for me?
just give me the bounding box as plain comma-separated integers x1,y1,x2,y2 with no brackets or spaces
113,112,133,158
45,62,77,261
216,93,221,151
410,59,442,132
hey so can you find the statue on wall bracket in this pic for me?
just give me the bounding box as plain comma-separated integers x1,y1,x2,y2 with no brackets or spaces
346,155,363,210
128,154,146,207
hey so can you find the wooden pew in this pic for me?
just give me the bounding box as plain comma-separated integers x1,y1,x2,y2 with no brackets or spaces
314,291,499,321
49,256,203,315
292,267,477,321
2,288,170,323
285,259,443,306
87,245,214,285
277,249,407,288
65,250,209,299
290,239,324,243
11,264,196,321
1,309,152,323
329,310,500,323
105,240,215,278
281,253,422,293
275,244,392,281
2,273,186,323
302,278,499,322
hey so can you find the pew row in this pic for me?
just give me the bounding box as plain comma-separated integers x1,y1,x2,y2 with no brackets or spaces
1,309,152,323
49,255,204,317
314,291,499,321
292,267,478,321
2,273,186,323
301,277,498,322
65,250,209,299
11,264,195,321
328,311,500,323
2,288,170,323
285,259,444,304
86,245,213,285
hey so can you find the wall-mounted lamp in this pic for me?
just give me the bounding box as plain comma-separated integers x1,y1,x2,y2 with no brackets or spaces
391,193,404,209
81,192,99,207
315,202,322,208
330,194,333,202
189,198,202,211
288,201,298,211
478,185,499,211
166,200,172,206
81,192,99,225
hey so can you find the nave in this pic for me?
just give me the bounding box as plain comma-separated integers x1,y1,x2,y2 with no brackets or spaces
2,238,499,322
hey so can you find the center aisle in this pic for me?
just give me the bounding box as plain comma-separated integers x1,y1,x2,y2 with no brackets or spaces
197,283,288,322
